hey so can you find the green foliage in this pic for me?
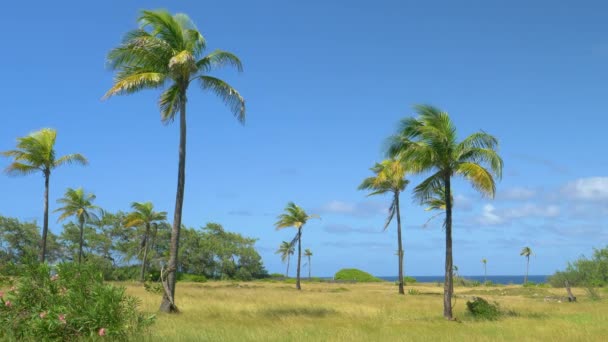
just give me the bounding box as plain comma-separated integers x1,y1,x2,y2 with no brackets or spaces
549,246,608,287
178,273,208,283
0,215,62,267
404,276,417,284
454,276,481,287
0,262,153,340
466,297,502,320
334,269,382,282
408,288,420,295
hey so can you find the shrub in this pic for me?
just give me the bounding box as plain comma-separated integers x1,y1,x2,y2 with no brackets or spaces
334,269,382,282
466,297,502,320
0,262,154,340
178,273,208,283
407,288,420,295
270,273,285,279
404,276,417,284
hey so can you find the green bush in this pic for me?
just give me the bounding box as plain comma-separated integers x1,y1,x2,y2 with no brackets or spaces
178,273,208,283
334,269,382,282
404,276,417,284
466,297,502,320
407,288,420,295
0,262,154,340
269,273,285,279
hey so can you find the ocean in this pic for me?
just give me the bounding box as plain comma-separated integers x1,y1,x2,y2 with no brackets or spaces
378,275,549,285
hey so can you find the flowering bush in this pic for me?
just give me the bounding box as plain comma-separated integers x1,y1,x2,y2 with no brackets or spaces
0,262,154,340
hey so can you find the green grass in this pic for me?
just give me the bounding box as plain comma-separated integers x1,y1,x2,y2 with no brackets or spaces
119,281,608,341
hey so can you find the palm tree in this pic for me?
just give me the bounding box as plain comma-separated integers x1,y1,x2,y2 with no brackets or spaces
124,202,167,282
304,248,313,280
55,188,99,264
520,247,533,284
275,202,319,290
358,159,409,294
275,241,294,277
481,258,488,283
104,10,245,313
1,128,87,262
388,105,503,319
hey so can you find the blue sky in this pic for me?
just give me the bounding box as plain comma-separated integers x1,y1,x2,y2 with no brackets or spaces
1,0,607,277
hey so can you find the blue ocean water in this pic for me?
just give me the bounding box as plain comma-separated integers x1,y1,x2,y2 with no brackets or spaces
378,275,549,285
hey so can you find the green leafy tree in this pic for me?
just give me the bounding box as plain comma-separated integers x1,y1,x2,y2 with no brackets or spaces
1,128,87,262
276,241,294,277
275,202,319,290
520,247,533,284
54,188,99,264
388,105,503,319
481,258,488,283
304,248,313,280
358,159,409,294
124,202,167,282
104,9,246,313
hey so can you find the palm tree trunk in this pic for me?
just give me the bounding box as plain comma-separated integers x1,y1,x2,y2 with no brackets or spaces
140,222,150,283
78,217,85,264
395,192,405,295
525,256,529,284
484,264,487,283
160,93,187,313
296,227,302,290
286,255,290,277
443,175,454,320
41,170,50,263
308,256,311,280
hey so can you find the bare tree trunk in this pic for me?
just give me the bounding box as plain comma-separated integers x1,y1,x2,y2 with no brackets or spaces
41,170,50,263
525,256,529,284
140,222,150,283
484,264,487,283
78,217,85,264
286,255,290,277
308,255,311,280
443,175,454,320
160,94,187,313
396,192,405,295
296,227,302,290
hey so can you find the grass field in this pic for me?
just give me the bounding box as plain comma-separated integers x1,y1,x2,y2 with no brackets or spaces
126,281,608,341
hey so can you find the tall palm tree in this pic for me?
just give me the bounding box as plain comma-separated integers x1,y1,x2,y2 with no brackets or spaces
104,9,245,313
2,128,87,262
55,188,99,264
275,202,319,290
388,105,503,319
304,248,313,280
358,159,409,295
481,258,488,283
124,202,167,282
275,241,294,277
520,247,533,284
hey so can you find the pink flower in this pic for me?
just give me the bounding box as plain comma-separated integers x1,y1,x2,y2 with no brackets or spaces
50,274,59,281
4,301,11,308
58,314,66,324
98,328,106,337
39,311,47,319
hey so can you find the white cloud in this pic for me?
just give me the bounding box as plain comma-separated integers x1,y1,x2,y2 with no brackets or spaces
317,200,386,217
499,187,536,200
477,203,560,226
479,204,503,225
562,177,608,201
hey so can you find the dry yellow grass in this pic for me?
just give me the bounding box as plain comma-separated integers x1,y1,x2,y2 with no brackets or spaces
124,281,608,341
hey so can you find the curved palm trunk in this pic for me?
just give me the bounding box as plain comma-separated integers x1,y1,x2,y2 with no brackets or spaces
78,217,85,264
525,256,529,284
160,94,187,313
140,222,151,282
286,255,290,277
443,175,454,320
296,227,302,290
41,170,50,263
396,192,405,295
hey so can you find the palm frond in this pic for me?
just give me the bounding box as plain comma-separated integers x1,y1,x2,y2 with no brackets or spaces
197,75,246,123
455,162,496,198
196,50,243,73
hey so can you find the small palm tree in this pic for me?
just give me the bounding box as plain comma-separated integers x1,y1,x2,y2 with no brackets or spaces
55,188,99,264
388,105,503,319
520,247,533,284
275,241,295,277
124,202,167,282
359,158,409,295
2,128,87,262
304,248,313,280
105,9,245,313
481,258,488,283
275,202,319,290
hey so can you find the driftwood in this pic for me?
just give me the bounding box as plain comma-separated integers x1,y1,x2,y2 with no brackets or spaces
564,280,577,302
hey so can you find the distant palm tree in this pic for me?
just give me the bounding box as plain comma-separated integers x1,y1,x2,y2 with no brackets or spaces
481,258,488,283
275,202,319,290
2,128,87,262
55,188,99,264
388,105,503,320
304,248,313,279
104,9,245,313
358,159,409,295
124,202,167,282
275,241,295,277
520,247,533,284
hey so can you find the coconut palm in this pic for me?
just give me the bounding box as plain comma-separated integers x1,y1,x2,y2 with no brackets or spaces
481,258,488,283
388,105,503,319
520,247,533,284
124,202,167,282
275,241,295,277
54,188,99,264
1,128,87,262
104,9,245,313
358,159,409,294
304,248,313,279
422,186,451,228
275,202,319,290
